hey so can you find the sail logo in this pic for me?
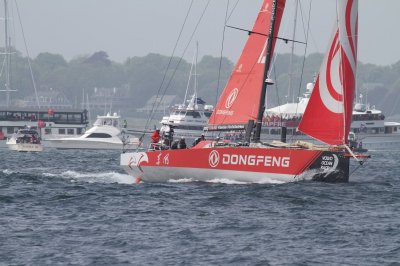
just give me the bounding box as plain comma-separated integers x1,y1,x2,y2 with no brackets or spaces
318,29,344,114
208,150,220,168
225,88,238,109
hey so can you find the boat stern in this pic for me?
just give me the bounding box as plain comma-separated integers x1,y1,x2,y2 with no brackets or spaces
306,151,350,182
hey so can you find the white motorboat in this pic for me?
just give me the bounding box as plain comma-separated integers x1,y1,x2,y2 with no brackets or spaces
160,94,213,140
46,113,139,150
6,127,43,152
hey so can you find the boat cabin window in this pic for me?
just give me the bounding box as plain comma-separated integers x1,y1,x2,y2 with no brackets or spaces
77,128,83,135
175,125,205,131
204,112,212,118
354,103,367,112
59,129,66,134
95,118,118,126
87,133,112,138
352,113,384,121
7,127,14,134
67,129,74,135
45,128,52,135
0,110,88,124
186,111,201,118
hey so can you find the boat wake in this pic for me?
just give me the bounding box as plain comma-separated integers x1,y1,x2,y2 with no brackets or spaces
43,170,135,184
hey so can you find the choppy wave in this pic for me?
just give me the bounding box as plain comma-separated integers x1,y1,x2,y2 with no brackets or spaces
56,170,136,184
0,149,399,265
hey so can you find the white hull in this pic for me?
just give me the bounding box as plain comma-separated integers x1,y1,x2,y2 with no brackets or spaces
45,139,137,150
45,113,139,150
7,142,43,152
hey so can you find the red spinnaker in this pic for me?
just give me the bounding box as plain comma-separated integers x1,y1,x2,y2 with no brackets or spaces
298,0,358,145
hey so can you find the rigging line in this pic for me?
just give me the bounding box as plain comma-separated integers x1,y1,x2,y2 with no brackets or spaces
212,0,231,131
136,0,195,147
294,0,312,116
183,50,196,106
14,0,40,109
226,25,306,44
151,0,211,124
388,90,400,117
142,0,194,129
349,158,368,177
226,0,240,22
0,56,6,79
272,62,281,108
135,0,211,151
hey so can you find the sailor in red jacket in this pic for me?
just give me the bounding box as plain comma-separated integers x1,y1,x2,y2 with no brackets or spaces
151,129,161,143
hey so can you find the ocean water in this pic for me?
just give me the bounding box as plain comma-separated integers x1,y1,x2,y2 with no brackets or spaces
0,148,399,265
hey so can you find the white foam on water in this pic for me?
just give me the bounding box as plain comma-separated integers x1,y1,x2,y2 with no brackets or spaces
168,178,194,183
253,179,287,184
42,172,57,177
58,170,136,184
205,178,249,185
2,169,14,175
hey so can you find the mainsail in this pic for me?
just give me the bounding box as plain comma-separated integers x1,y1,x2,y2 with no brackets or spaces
208,0,286,130
298,0,358,145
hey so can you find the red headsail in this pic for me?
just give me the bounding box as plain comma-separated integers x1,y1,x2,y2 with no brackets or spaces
298,0,358,145
208,0,286,130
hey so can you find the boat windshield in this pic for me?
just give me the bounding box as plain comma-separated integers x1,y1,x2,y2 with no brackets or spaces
94,118,119,127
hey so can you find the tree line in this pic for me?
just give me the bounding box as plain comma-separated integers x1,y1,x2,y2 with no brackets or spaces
2,48,400,117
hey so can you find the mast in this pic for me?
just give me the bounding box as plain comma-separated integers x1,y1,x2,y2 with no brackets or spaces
3,0,11,107
287,0,299,103
253,0,279,142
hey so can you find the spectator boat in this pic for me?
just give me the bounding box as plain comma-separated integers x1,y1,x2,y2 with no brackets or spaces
46,113,139,150
6,127,43,152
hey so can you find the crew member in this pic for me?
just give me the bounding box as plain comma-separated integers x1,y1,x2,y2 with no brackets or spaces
192,134,205,147
151,129,160,143
178,137,187,149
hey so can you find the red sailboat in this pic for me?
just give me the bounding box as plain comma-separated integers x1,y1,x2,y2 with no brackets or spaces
121,0,367,183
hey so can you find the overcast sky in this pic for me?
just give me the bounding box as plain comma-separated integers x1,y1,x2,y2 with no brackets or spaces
6,0,400,66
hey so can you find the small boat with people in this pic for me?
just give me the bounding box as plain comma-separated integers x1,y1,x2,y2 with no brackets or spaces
46,112,139,150
6,127,43,152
